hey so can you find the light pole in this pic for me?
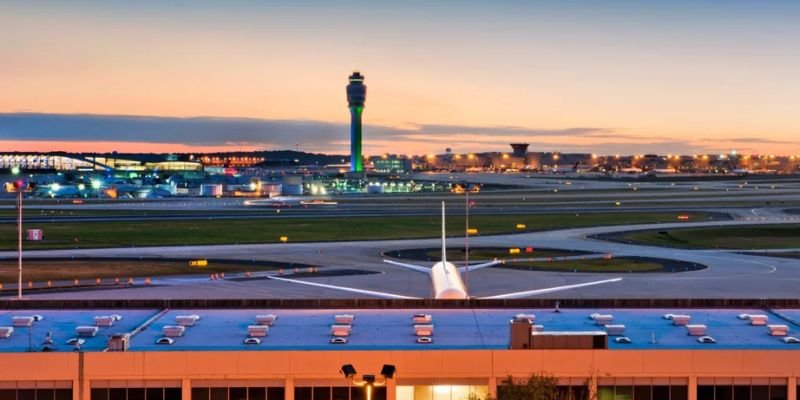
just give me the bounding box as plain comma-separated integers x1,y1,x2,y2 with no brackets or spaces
340,364,396,400
464,184,470,292
17,188,22,300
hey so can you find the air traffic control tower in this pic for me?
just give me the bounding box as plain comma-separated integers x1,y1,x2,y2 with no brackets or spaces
346,71,367,173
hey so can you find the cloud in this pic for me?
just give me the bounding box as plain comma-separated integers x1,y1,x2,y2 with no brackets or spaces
0,112,623,152
0,112,731,156
703,137,797,145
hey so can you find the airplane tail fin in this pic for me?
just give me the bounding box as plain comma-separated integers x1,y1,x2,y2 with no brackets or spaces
441,201,447,264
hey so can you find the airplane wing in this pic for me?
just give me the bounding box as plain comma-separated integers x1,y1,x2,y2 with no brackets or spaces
383,259,432,274
268,276,421,300
457,259,502,274
478,278,622,300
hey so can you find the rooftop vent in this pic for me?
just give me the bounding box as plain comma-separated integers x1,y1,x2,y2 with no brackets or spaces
413,314,432,324
738,313,750,320
0,327,14,338
697,336,716,344
331,324,352,337
175,315,200,327
768,325,789,336
335,314,355,325
615,336,632,344
414,324,434,336
66,338,85,347
255,314,277,326
247,325,269,337
11,316,35,327
329,337,348,344
75,326,99,337
416,336,433,344
163,325,186,337
686,324,707,336
782,336,800,344
244,337,261,345
748,314,768,326
156,337,174,345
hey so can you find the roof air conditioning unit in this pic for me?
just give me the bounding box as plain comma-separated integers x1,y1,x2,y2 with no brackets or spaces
412,314,432,324
686,324,707,336
335,314,355,325
605,324,626,336
331,324,352,337
748,315,768,326
75,326,100,337
163,325,186,337
176,315,200,327
414,324,434,336
255,314,277,326
12,316,35,327
0,327,13,338
768,324,789,336
591,314,614,325
671,315,691,326
94,316,115,327
248,325,269,337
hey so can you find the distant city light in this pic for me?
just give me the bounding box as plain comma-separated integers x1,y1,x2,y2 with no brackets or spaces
11,166,20,175
50,183,61,191
78,183,86,191
91,179,102,190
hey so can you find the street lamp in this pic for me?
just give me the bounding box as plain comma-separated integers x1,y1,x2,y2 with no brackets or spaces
340,364,396,400
453,182,479,293
9,180,33,300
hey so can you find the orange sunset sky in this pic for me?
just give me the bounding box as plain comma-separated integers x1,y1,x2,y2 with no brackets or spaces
1,1,798,156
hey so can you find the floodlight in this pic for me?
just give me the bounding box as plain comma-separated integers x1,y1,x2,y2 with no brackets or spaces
380,364,396,379
340,364,357,378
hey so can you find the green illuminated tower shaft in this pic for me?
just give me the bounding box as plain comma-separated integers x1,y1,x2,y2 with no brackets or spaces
347,72,367,173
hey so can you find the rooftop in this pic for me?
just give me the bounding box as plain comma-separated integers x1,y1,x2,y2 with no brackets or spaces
2,307,800,353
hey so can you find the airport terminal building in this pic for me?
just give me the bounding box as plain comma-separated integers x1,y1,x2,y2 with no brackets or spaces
2,300,800,400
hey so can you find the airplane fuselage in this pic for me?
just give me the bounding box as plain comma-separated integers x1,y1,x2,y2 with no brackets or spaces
430,261,469,299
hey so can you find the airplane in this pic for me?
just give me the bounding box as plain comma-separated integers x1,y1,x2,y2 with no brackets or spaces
270,202,622,299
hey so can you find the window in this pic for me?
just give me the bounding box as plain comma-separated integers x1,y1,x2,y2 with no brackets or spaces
598,386,687,400
93,386,181,400
400,386,488,400
697,385,786,400
0,388,72,400
193,387,284,400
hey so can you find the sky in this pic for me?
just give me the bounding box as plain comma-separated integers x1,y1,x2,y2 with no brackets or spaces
1,1,799,156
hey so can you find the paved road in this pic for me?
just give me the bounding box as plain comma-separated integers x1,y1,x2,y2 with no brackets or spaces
2,208,799,300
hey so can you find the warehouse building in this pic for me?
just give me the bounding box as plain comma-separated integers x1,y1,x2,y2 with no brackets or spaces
1,300,800,400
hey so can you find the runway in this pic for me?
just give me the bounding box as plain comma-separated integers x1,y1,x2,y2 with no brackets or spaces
2,207,799,300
